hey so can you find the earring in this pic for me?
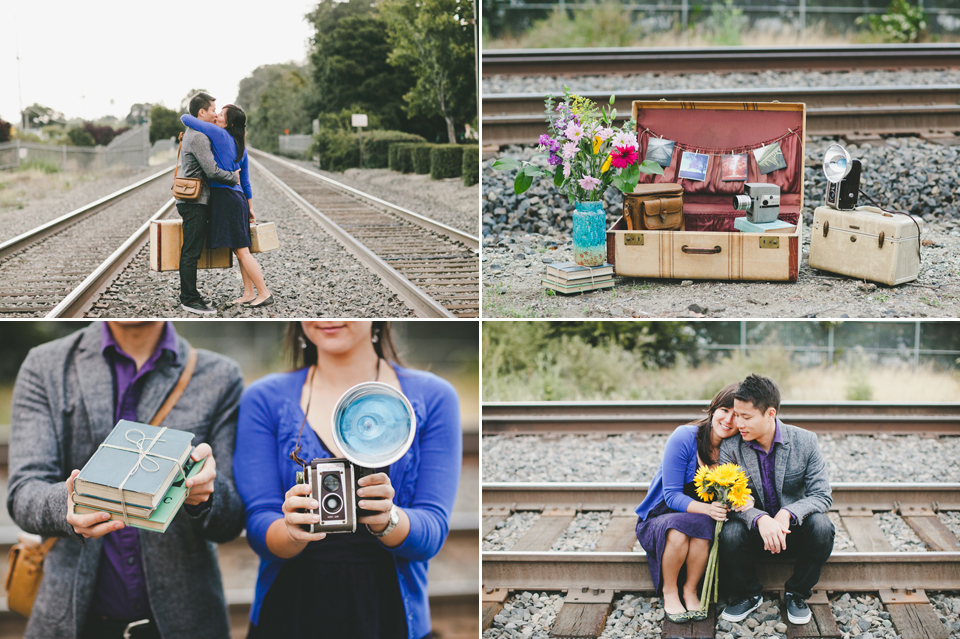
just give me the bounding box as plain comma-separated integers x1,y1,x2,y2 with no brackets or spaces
298,336,307,349
372,328,380,344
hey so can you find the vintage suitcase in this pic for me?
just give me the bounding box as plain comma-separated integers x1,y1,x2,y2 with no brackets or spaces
148,219,233,272
607,101,805,281
809,205,923,285
250,222,279,254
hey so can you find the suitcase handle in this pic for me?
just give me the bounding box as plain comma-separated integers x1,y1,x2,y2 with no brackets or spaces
681,245,722,255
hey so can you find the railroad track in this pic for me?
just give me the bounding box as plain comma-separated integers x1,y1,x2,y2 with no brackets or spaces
481,85,960,147
481,44,960,77
482,401,960,435
482,482,960,638
0,167,175,317
250,150,480,318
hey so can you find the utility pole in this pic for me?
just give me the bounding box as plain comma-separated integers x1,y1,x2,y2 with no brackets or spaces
15,14,25,132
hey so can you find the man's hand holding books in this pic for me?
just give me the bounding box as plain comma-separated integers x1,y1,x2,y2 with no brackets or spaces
183,443,216,506
66,470,125,538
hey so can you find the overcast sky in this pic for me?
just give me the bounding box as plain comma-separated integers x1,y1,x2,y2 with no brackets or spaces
1,0,319,125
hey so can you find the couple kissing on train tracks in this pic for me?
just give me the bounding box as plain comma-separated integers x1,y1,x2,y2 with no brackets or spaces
635,374,834,626
174,91,273,315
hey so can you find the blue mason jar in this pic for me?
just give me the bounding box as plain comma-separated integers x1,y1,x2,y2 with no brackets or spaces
572,200,606,267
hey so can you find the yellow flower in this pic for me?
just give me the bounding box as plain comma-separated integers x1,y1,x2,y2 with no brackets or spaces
710,463,740,487
729,482,752,508
593,136,603,155
601,155,612,173
694,465,712,502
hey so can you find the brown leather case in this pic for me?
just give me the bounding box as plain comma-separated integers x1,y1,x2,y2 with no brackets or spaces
623,183,684,231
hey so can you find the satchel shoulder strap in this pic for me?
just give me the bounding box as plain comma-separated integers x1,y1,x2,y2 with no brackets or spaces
150,346,198,427
174,131,184,179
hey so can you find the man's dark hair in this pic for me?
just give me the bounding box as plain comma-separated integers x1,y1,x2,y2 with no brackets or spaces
188,92,216,118
735,373,780,416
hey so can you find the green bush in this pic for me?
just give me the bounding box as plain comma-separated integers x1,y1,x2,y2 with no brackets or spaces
411,144,434,174
313,129,360,172
429,145,464,180
20,159,60,174
66,128,96,147
461,145,479,186
856,0,927,43
389,143,419,173
365,131,425,169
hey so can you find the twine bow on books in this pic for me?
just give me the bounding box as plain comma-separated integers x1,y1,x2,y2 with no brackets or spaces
95,427,190,525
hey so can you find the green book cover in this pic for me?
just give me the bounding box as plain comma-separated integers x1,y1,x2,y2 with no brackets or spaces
73,457,206,533
76,420,194,508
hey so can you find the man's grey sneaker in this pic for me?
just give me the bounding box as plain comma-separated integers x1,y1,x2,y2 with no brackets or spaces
785,592,811,624
181,301,216,315
720,595,763,623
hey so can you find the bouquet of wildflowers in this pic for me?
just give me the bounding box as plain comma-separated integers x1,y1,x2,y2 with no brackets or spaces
493,88,663,203
694,463,752,612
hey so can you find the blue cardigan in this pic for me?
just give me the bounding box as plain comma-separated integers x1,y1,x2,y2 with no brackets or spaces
180,114,253,199
233,365,462,639
635,424,700,520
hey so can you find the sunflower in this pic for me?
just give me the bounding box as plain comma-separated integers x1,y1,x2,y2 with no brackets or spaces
710,463,741,487
694,465,712,502
728,482,752,509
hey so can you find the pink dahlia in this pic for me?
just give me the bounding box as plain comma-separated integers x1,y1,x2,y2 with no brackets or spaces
610,145,639,169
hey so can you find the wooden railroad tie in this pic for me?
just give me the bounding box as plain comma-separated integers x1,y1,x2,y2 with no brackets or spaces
662,604,715,639
550,588,614,639
481,587,509,631
880,589,949,639
776,591,840,639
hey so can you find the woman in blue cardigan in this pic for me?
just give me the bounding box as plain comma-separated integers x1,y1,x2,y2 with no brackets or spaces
634,384,753,624
234,321,461,639
181,107,273,308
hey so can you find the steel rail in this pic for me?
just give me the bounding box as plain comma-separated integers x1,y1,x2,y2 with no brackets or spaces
249,155,456,318
482,483,960,512
481,44,960,77
0,166,174,261
45,198,177,318
482,550,960,592
481,401,960,435
249,149,479,250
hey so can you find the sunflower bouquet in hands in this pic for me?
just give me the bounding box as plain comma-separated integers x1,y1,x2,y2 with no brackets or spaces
694,463,752,613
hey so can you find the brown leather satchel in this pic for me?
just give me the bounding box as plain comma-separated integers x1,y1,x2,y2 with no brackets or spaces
4,348,198,618
172,132,202,201
623,183,684,231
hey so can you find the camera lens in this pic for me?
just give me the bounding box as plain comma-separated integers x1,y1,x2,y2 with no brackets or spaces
322,474,341,493
732,194,752,211
322,494,343,514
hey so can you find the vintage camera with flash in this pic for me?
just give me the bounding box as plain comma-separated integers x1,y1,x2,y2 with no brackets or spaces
732,183,781,223
822,143,861,210
297,382,415,534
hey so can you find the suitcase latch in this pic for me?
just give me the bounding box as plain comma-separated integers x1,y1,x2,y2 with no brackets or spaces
850,236,857,243
823,221,829,237
759,237,780,249
625,233,644,246
878,231,885,248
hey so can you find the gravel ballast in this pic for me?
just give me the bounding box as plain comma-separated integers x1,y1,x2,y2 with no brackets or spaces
875,512,928,552
94,166,415,318
482,433,960,483
551,511,611,552
484,512,540,551
482,136,960,318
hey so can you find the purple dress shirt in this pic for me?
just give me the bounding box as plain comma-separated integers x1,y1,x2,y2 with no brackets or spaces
90,322,179,619
749,419,795,528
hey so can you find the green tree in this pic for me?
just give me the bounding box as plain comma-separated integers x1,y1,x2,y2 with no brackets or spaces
66,127,96,147
0,118,10,143
381,0,476,143
236,63,301,112
246,67,315,153
149,105,184,144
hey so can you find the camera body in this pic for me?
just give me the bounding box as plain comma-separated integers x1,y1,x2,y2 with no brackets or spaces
297,458,358,534
732,183,781,223
825,158,861,210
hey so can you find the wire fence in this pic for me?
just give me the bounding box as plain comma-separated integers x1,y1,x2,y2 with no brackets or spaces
278,134,313,158
0,125,151,172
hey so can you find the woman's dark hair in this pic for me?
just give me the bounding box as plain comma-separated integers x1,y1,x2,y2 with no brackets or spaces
285,322,403,370
693,383,738,466
222,104,246,162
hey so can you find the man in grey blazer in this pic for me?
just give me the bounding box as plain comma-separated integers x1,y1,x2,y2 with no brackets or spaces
7,321,246,639
717,374,834,626
177,91,239,315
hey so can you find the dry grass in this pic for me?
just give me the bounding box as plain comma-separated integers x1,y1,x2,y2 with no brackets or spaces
0,168,96,210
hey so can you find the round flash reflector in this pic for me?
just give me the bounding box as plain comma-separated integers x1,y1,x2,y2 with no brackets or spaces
331,382,416,468
822,144,852,183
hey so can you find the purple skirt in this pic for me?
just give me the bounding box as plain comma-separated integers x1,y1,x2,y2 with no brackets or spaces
635,500,716,594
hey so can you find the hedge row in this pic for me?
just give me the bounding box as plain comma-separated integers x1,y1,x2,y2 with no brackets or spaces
313,129,425,172
461,145,479,187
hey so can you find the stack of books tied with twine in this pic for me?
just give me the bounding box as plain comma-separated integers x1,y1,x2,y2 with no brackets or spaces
542,262,615,294
72,420,205,532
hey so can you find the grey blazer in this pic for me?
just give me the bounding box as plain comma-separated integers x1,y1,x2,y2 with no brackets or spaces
6,323,246,639
718,420,832,530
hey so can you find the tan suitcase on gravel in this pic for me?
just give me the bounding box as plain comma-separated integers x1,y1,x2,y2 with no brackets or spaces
148,219,233,272
249,222,279,253
809,205,923,285
607,100,804,281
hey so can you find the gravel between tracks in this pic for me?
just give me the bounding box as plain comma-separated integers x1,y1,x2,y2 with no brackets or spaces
484,512,540,551
485,590,960,638
482,69,960,95
551,511,611,551
482,137,960,318
481,434,960,483
875,512,927,551
0,164,173,243
284,158,479,236
93,166,415,318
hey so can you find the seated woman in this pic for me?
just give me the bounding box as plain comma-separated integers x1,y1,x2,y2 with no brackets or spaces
233,321,462,639
634,384,754,624
181,107,273,308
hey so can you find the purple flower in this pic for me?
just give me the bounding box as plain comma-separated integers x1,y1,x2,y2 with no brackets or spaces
538,134,553,147
548,153,563,166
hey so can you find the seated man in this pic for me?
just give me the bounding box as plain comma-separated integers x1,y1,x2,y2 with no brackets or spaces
718,374,834,626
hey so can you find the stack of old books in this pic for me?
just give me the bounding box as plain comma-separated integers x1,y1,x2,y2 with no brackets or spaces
72,420,203,533
542,261,615,294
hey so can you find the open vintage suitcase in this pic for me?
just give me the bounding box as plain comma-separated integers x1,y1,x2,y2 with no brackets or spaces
607,101,805,281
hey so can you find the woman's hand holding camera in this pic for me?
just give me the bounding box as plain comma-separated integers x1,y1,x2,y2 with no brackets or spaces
357,472,395,532
281,482,327,545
